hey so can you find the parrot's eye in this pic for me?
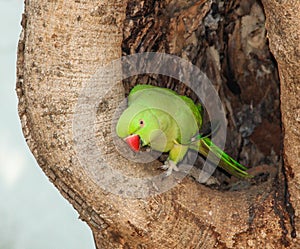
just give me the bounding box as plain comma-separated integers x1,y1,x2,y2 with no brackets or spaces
139,119,144,127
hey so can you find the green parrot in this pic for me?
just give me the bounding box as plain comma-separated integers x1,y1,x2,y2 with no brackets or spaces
116,84,252,179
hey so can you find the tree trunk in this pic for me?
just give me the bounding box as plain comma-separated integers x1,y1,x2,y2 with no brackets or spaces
16,0,299,248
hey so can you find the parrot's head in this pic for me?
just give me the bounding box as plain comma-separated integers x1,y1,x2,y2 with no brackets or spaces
116,107,161,152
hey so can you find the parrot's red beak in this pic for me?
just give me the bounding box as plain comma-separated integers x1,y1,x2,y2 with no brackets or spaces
124,135,140,152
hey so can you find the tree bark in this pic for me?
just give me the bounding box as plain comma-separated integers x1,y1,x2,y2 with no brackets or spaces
16,0,299,248
262,0,300,241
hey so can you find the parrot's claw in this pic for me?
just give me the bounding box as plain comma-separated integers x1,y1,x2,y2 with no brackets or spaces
161,160,179,176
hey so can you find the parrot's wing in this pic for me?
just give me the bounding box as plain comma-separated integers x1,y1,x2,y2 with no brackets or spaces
179,95,203,128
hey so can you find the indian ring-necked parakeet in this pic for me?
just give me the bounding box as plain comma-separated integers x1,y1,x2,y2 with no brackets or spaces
116,84,252,179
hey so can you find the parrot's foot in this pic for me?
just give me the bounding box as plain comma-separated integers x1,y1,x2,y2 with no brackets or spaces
161,160,179,176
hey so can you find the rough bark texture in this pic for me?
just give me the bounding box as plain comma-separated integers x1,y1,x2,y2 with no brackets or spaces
262,0,300,243
16,0,299,248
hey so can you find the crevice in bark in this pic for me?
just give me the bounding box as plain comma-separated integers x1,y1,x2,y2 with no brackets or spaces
281,164,297,239
273,172,291,246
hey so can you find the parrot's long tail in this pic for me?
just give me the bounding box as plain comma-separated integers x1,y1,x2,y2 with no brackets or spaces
190,137,253,179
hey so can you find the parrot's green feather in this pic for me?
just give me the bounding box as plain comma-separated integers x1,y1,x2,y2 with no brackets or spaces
126,85,201,144
117,84,252,179
179,95,203,128
191,137,251,178
128,84,155,96
128,85,202,129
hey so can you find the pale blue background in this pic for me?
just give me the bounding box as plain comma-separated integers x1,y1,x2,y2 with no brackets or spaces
0,0,94,248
